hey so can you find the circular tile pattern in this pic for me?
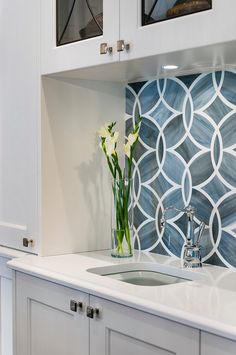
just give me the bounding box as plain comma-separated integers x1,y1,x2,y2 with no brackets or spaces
127,71,236,267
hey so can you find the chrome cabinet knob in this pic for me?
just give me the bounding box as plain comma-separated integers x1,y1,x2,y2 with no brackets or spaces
70,300,84,312
117,39,130,52
100,43,113,55
86,306,100,319
78,301,83,311
70,300,78,312
22,238,33,247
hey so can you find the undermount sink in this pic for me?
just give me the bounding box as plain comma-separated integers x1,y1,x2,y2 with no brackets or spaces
87,262,201,287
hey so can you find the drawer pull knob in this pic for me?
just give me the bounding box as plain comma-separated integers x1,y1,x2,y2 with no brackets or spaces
22,238,33,247
70,300,78,312
78,301,83,311
86,306,100,319
100,43,113,55
70,300,84,312
117,40,130,52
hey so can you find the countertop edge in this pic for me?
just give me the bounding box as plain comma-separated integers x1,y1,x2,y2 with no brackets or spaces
0,246,28,259
8,258,236,342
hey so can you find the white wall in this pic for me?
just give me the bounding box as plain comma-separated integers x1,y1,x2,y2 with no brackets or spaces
40,77,124,256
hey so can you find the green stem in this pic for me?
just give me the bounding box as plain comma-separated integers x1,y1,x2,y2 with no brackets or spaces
107,156,115,178
113,178,132,256
112,154,122,180
123,184,132,255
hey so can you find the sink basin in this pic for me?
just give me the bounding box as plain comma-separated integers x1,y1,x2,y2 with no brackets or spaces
87,262,201,286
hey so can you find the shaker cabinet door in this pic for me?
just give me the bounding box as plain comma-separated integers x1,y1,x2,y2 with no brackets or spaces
119,0,236,62
201,332,236,355
41,0,120,74
14,272,89,355
90,295,200,355
0,0,40,252
0,277,13,355
0,256,13,355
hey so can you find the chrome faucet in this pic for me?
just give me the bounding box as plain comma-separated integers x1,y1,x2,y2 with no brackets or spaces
160,205,205,268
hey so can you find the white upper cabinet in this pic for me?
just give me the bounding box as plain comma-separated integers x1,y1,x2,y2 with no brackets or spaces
0,0,122,255
0,0,40,252
41,0,236,76
41,0,120,74
120,0,236,62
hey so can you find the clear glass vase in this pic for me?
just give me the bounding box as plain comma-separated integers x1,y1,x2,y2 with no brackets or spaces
111,178,133,258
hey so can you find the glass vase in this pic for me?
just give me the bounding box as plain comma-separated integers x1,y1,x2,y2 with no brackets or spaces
111,178,133,258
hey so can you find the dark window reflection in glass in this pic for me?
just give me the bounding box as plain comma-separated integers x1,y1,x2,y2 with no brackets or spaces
142,0,212,26
57,0,103,46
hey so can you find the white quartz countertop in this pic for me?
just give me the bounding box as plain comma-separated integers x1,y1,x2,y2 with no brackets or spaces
7,250,236,341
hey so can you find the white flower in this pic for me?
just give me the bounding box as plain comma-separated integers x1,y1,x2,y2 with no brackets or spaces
113,131,119,143
123,142,131,158
97,122,112,138
127,132,138,146
105,134,118,156
123,132,138,158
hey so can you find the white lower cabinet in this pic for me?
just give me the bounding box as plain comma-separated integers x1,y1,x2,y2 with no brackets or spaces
14,272,200,355
13,271,236,355
89,295,199,355
201,332,236,355
0,257,13,355
14,272,89,355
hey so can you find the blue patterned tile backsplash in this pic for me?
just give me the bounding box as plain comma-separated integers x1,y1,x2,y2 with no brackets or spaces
126,70,236,268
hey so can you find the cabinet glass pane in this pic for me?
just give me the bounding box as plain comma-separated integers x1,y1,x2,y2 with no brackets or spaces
142,0,212,26
57,0,103,46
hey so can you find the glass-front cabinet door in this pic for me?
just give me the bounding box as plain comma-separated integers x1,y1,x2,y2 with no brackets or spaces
141,0,212,26
41,0,119,75
56,0,103,46
119,0,236,63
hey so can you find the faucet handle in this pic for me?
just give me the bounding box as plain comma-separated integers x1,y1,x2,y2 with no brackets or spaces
184,205,195,218
160,205,186,229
